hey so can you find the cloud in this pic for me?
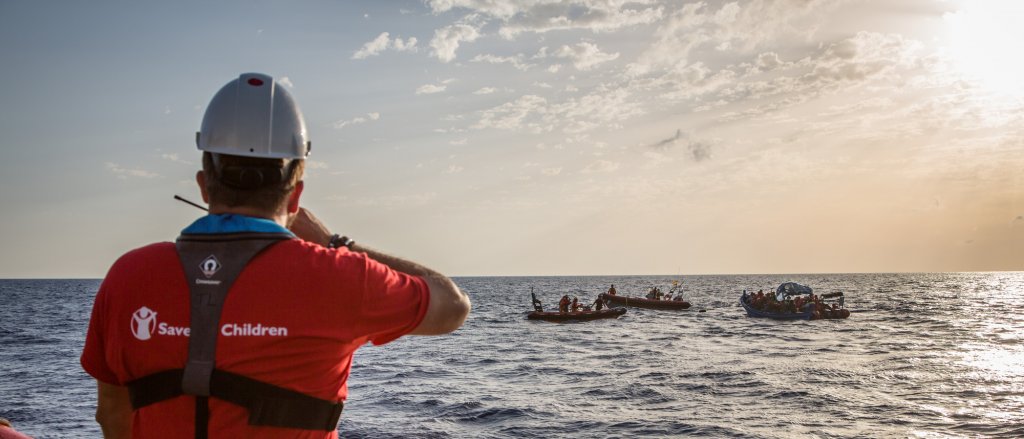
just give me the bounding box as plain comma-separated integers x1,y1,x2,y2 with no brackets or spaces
332,112,381,129
106,162,160,179
426,0,520,19
161,153,194,165
474,87,497,95
278,76,295,88
430,24,480,62
580,159,620,174
416,83,448,95
627,27,927,124
804,32,921,84
649,129,713,161
392,36,418,51
754,51,787,72
306,160,329,170
471,53,533,70
473,86,644,134
642,150,674,168
553,42,620,71
444,164,465,174
326,192,437,208
627,1,835,77
429,2,663,39
352,32,419,59
474,94,549,131
541,167,562,176
353,33,390,59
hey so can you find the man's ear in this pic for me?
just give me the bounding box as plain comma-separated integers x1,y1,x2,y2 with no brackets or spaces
196,171,210,204
287,180,304,214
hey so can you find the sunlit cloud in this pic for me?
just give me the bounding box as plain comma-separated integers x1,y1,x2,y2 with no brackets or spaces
306,160,329,170
474,87,497,95
474,94,549,131
332,112,381,129
436,1,665,39
352,32,418,59
580,159,619,174
416,84,447,95
278,76,295,88
553,42,620,71
106,163,160,179
326,192,437,208
430,24,480,62
471,53,533,70
161,153,194,166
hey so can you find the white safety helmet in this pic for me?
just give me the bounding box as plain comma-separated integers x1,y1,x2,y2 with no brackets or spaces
196,73,310,159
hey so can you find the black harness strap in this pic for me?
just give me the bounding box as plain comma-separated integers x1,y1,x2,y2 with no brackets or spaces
127,369,344,431
176,232,291,398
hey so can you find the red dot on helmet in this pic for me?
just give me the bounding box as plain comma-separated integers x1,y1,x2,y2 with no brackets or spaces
247,78,264,86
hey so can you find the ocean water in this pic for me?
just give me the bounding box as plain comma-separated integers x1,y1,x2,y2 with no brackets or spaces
1,273,1023,438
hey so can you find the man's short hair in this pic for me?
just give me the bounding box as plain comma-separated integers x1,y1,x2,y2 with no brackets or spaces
202,152,305,212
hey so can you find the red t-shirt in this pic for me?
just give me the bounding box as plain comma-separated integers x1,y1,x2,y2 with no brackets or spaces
81,239,430,438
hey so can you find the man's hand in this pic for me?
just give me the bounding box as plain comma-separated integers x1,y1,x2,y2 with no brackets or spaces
288,208,332,246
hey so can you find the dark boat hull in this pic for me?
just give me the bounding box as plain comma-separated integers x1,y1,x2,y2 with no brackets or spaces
599,293,691,310
739,295,812,320
739,295,850,320
526,307,626,322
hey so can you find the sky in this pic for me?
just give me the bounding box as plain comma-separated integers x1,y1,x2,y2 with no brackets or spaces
0,0,1021,277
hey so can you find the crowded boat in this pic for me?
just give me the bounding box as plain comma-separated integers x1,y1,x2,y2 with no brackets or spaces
740,282,850,320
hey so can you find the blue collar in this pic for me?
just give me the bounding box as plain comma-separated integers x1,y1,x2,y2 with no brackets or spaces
182,214,295,236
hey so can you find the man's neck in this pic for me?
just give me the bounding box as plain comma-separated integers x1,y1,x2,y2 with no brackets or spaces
208,206,288,227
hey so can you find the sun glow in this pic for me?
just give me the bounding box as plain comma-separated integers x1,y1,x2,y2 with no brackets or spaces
945,1,1024,96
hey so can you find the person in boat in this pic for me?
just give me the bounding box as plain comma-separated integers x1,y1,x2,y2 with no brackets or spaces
531,291,543,312
607,284,617,296
571,296,581,312
79,73,471,439
673,293,686,302
593,295,606,311
558,295,571,313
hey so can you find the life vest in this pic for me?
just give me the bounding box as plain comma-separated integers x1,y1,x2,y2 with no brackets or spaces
126,232,344,437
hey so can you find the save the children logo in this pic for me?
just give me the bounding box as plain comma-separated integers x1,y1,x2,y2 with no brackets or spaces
130,305,289,341
131,306,157,340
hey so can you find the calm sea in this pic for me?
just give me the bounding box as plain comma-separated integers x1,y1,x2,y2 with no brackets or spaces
1,273,1023,438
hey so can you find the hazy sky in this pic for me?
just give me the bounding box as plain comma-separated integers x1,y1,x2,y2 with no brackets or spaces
1,0,1021,277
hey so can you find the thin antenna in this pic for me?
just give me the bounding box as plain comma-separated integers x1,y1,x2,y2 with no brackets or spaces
173,195,208,212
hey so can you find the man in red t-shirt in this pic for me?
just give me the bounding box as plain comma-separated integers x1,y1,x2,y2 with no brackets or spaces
80,73,471,439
